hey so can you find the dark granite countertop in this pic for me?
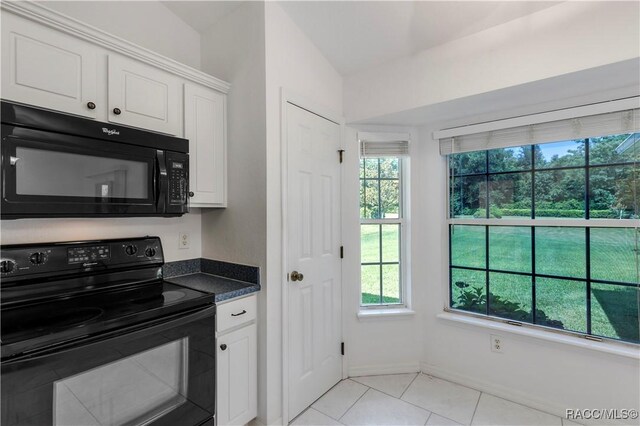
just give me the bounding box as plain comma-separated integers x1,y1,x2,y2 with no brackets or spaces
165,273,260,303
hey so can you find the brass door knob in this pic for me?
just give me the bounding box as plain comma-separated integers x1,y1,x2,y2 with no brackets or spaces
290,271,304,282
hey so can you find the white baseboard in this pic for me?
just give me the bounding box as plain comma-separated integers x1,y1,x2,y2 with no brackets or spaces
348,362,420,377
420,362,631,426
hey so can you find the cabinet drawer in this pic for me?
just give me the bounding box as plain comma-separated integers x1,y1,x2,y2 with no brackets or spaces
217,295,256,333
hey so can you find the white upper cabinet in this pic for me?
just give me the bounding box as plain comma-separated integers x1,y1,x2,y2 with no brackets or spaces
108,55,182,136
1,13,100,119
184,83,227,207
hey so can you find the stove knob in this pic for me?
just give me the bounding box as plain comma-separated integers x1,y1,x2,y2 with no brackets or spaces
124,244,138,256
145,247,156,257
0,259,15,274
29,252,47,265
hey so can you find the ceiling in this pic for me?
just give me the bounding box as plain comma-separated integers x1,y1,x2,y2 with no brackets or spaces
161,1,243,33
162,1,560,76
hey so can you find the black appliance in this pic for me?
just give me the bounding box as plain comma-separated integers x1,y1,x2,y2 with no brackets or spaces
1,101,191,219
1,237,216,426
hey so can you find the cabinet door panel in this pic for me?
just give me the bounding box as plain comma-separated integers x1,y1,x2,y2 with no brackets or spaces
184,83,226,207
217,324,257,426
1,13,98,118
108,55,181,135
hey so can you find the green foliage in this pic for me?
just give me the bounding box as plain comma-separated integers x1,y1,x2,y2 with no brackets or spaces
472,207,503,219
453,282,564,329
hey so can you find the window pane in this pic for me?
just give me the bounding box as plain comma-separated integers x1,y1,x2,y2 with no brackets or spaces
488,272,532,322
364,158,379,178
381,224,400,263
361,224,380,263
534,140,585,169
535,278,587,333
361,179,380,219
451,225,485,269
535,227,586,278
591,283,639,343
449,151,486,176
382,264,400,303
451,268,486,314
380,158,399,178
450,175,487,218
489,172,532,218
589,133,639,165
488,146,532,173
380,179,400,218
361,264,381,304
489,226,531,273
591,228,638,283
534,169,585,218
589,165,638,219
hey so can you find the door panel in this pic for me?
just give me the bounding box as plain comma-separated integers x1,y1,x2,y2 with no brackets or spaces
287,103,342,420
184,83,226,206
1,14,98,119
108,55,181,135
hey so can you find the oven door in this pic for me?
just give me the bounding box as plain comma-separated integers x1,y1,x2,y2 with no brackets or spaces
1,125,158,218
1,305,216,426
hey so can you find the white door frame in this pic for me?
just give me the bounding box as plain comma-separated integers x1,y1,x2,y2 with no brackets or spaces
280,88,347,424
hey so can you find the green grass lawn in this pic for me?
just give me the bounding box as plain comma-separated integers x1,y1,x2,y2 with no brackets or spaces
361,224,401,304
450,225,639,343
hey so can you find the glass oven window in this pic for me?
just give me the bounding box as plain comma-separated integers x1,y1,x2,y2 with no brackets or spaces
15,147,149,199
54,338,188,426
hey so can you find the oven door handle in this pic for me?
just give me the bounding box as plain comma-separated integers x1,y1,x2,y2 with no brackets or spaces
2,304,216,364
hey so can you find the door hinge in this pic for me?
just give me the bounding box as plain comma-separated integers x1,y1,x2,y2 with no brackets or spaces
338,149,345,163
340,246,344,259
341,342,345,356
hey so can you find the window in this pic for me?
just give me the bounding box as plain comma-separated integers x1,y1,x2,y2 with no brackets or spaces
360,136,407,307
448,133,639,344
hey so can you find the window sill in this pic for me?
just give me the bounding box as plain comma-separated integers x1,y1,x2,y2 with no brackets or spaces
437,312,640,360
358,307,416,321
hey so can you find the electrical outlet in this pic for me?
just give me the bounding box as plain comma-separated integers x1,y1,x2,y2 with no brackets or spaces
490,334,503,353
179,232,190,250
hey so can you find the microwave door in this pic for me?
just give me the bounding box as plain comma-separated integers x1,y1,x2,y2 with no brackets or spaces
1,126,158,218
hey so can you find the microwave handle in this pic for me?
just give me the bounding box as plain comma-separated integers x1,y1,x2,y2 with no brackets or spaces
156,150,168,213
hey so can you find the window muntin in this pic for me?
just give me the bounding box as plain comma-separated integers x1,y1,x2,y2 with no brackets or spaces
448,133,639,344
360,157,404,306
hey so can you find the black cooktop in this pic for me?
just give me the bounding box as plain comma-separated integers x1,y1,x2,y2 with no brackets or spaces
1,280,214,360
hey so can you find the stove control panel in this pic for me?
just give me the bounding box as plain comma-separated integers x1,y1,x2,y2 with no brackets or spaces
68,245,110,265
0,237,164,280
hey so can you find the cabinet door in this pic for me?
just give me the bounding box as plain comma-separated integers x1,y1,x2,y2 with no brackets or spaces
108,55,181,135
184,83,227,207
1,13,99,118
217,324,257,426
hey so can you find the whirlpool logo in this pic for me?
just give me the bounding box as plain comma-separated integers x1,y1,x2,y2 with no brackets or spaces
102,127,120,136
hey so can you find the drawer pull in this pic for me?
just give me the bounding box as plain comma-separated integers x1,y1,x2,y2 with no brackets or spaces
231,310,247,317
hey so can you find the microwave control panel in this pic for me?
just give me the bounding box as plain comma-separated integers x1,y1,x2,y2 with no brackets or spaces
168,157,188,205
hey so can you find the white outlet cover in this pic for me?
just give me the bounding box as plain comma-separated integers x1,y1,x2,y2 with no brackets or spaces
179,232,190,249
490,334,503,353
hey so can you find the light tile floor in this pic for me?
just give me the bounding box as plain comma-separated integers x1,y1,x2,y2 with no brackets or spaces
290,373,581,426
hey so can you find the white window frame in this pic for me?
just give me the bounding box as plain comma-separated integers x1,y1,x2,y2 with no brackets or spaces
359,155,410,310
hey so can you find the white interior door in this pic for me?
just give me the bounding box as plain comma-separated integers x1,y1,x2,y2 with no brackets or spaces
286,103,342,421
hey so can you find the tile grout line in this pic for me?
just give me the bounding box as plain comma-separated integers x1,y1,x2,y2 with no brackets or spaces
399,372,421,399
470,391,483,425
337,385,372,423
424,412,433,426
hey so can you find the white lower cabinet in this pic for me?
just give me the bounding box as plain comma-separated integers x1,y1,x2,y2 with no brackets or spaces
216,295,257,426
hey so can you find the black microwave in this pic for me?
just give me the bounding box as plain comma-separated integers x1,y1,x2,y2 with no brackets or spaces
1,101,190,219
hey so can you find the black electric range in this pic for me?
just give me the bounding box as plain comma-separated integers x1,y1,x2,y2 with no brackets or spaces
1,237,216,426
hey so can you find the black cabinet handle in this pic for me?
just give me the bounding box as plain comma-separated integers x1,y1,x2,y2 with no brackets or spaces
220,344,227,351
87,101,96,110
113,107,121,115
231,310,247,317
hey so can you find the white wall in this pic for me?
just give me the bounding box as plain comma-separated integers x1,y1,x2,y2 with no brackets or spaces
416,118,639,425
263,2,343,423
0,214,202,261
344,1,640,123
198,3,269,423
36,0,201,69
1,1,204,261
